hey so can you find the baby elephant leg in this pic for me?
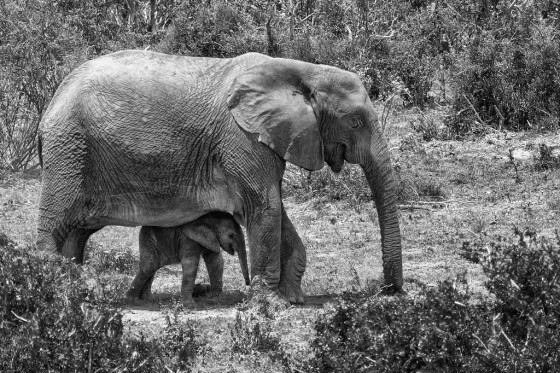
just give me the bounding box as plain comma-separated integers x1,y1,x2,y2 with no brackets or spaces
127,226,162,301
180,250,201,308
201,250,224,298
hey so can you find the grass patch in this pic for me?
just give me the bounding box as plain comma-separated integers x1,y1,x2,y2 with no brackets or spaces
85,240,137,274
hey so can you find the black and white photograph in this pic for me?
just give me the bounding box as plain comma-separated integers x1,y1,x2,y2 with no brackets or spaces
1,1,559,371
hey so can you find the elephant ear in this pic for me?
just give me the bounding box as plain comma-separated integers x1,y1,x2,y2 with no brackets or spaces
227,60,324,171
182,225,221,253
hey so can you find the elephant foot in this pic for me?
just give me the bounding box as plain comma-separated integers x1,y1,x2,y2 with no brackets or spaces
248,276,291,312
182,296,197,308
278,277,305,304
207,288,222,298
192,283,222,298
192,283,211,298
139,289,153,300
126,288,141,300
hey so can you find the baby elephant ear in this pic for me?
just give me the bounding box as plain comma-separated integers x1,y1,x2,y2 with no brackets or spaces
227,60,324,171
183,225,221,253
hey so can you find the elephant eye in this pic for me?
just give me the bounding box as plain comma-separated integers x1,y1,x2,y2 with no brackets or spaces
349,117,363,129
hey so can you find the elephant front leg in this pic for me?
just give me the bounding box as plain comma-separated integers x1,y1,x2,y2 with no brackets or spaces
180,252,201,308
278,206,306,304
246,196,287,303
201,250,224,298
60,228,100,264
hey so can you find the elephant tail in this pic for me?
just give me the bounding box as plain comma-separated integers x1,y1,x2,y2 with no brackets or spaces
37,133,43,168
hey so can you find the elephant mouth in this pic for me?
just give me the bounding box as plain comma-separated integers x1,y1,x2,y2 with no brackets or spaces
324,142,345,173
224,244,235,256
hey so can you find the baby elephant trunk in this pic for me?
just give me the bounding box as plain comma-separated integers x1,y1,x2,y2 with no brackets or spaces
237,241,250,285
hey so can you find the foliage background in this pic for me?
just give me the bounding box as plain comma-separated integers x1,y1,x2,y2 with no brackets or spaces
1,0,560,170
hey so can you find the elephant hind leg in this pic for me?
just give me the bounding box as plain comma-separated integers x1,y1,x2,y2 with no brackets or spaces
60,228,101,264
181,253,201,307
128,269,158,300
36,154,100,256
139,274,155,300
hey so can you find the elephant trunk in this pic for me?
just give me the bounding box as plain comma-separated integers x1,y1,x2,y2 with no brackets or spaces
237,242,251,286
361,139,403,291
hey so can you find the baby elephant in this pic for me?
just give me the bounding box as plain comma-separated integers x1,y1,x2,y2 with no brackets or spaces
127,211,250,307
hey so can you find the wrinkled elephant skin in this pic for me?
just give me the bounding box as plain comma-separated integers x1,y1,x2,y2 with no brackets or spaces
127,211,249,307
37,50,403,304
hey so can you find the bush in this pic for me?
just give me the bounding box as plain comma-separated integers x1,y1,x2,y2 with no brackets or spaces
86,241,137,274
463,228,560,339
0,233,124,371
0,1,87,170
446,2,560,135
0,233,204,371
308,276,489,372
159,0,260,57
230,276,283,355
304,228,560,372
0,0,162,171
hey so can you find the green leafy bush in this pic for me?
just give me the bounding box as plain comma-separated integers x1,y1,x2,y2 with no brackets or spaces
230,276,283,355
446,2,560,135
86,242,137,274
307,277,489,372
463,228,560,340
305,229,560,372
0,0,164,171
0,233,204,371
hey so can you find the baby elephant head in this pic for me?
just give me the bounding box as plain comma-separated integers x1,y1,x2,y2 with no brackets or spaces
185,211,250,285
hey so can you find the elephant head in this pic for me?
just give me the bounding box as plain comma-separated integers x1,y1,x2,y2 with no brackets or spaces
183,212,250,286
228,57,403,291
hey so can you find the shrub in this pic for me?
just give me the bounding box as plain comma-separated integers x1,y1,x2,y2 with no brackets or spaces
86,241,136,274
160,0,255,57
0,0,163,171
410,111,453,141
0,233,125,371
0,233,204,371
446,3,560,135
463,228,560,339
230,276,283,355
230,311,281,355
307,276,490,372
304,228,560,372
461,228,560,371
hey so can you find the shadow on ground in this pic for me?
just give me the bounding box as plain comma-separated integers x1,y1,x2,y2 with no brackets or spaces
297,294,339,309
120,289,246,312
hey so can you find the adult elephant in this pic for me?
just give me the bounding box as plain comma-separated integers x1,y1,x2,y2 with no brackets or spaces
37,50,403,303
